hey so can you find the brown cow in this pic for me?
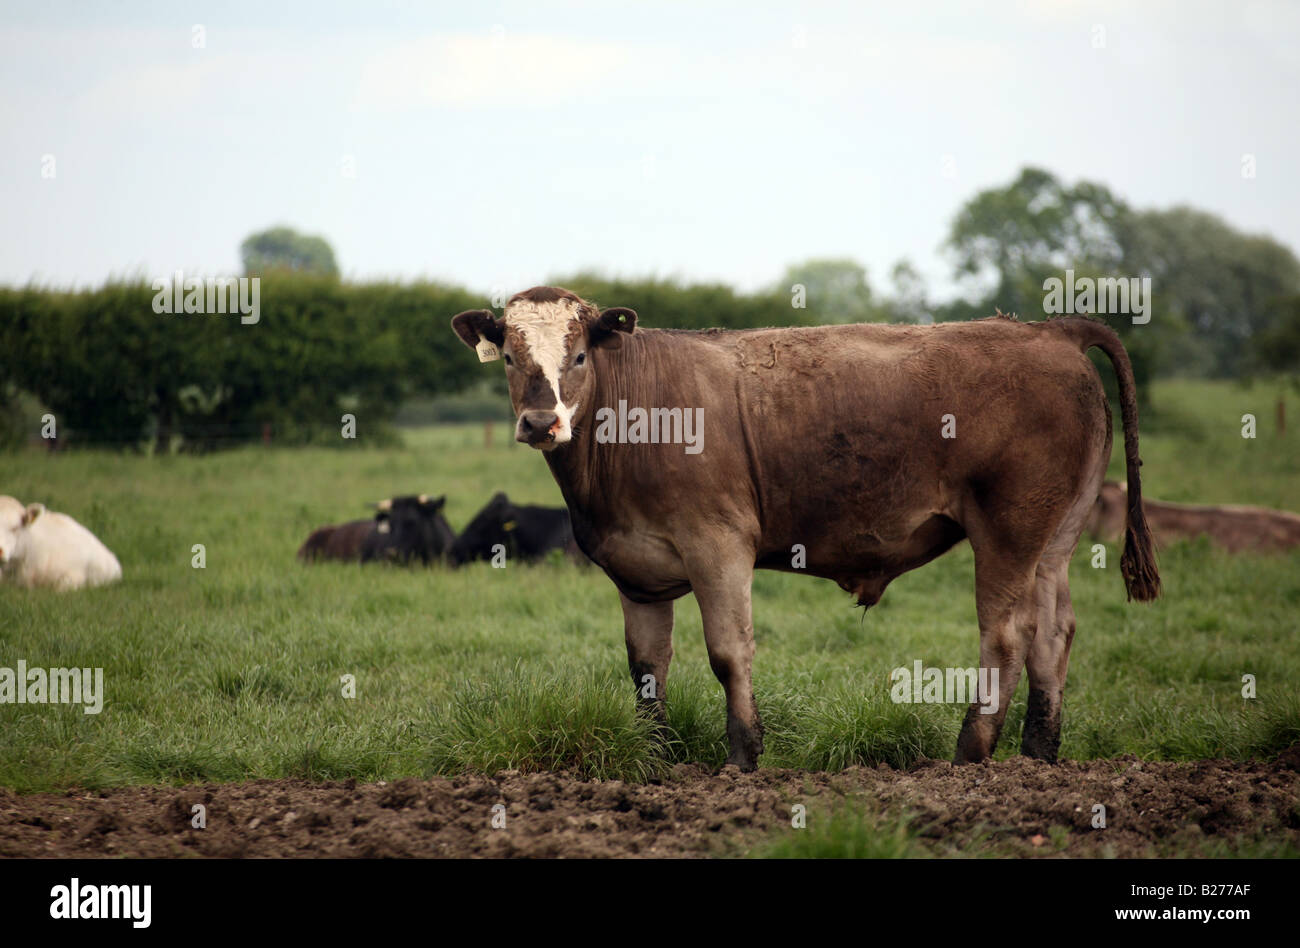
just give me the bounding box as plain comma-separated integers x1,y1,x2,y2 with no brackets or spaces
298,519,375,562
1088,480,1300,552
452,287,1161,770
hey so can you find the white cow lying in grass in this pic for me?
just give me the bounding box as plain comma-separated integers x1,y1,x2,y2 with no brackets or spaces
0,496,122,590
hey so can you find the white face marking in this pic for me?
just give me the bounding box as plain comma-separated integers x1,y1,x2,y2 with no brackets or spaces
504,298,583,445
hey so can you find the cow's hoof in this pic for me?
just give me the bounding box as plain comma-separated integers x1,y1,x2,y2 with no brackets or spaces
1020,727,1061,763
724,718,763,773
718,763,754,775
721,754,757,773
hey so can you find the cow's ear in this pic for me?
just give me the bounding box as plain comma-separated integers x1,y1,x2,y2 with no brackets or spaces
22,503,44,526
421,494,446,512
590,307,637,349
451,310,505,351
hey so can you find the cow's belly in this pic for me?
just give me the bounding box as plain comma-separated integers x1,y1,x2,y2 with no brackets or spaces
591,505,966,607
756,511,967,606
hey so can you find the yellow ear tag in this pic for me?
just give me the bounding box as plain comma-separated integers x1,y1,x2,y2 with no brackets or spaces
503,520,517,531
476,339,501,363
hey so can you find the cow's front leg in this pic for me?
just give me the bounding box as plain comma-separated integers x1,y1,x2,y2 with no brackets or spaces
620,593,674,730
690,558,763,771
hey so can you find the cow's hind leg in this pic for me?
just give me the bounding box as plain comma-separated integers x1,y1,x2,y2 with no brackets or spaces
1021,565,1075,761
620,593,674,729
1021,480,1097,761
954,537,1041,764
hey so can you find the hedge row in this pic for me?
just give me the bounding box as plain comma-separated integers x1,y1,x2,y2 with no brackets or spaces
0,278,483,448
0,275,804,450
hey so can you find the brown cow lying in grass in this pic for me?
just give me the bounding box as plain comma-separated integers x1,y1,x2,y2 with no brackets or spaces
1088,480,1300,553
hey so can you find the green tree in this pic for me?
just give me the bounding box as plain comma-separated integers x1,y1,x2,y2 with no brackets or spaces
943,166,1300,381
778,258,878,324
241,226,339,277
945,166,1129,320
1119,207,1300,377
881,259,931,324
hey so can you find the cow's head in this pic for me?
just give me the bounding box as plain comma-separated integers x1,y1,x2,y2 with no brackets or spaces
0,496,41,568
451,286,636,449
372,494,449,562
448,491,516,566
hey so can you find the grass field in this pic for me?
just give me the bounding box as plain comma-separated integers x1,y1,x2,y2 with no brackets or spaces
1,378,1298,813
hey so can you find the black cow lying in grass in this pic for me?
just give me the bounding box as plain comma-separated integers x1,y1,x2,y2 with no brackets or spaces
449,492,585,566
298,495,455,565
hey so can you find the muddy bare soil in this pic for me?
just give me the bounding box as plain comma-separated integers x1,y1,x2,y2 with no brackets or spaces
2,753,1298,858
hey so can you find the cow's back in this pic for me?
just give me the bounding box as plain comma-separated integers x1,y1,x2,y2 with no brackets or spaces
299,519,375,561
17,512,121,589
329,520,377,559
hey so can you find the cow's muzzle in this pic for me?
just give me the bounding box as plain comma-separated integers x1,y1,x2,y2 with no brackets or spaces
516,410,560,447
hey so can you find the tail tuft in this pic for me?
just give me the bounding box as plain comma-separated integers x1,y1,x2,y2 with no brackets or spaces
1120,511,1162,602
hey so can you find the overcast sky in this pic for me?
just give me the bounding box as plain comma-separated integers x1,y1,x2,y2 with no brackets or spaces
2,0,1296,302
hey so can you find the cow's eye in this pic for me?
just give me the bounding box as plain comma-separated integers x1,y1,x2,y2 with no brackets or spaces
574,351,586,366
503,354,513,366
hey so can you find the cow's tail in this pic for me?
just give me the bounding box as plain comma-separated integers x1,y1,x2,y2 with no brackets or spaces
1052,318,1161,601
